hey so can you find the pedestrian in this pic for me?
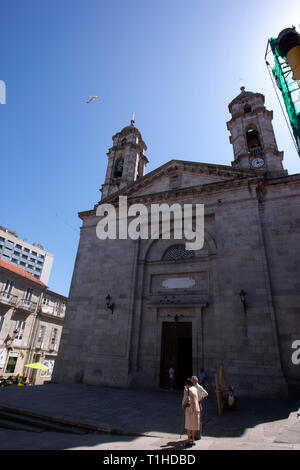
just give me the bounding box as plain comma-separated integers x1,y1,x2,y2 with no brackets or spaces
18,376,27,386
169,365,175,390
199,368,208,388
182,378,200,446
191,375,208,439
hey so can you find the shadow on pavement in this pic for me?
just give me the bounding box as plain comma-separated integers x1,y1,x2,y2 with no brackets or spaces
160,439,195,450
201,397,298,438
0,383,298,450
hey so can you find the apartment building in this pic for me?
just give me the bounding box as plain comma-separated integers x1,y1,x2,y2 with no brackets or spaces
0,226,54,285
0,259,67,385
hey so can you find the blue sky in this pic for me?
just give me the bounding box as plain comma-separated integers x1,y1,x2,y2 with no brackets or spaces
0,0,299,296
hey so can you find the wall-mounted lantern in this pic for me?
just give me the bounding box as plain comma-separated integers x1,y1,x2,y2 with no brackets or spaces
105,294,114,314
239,290,247,314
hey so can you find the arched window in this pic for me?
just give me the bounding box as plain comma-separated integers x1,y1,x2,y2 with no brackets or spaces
114,158,124,178
246,129,261,154
244,105,251,113
162,245,195,261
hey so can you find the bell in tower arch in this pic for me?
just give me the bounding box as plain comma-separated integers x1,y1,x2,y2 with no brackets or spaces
246,128,262,155
114,158,124,178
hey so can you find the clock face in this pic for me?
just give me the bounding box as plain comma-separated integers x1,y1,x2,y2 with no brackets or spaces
251,157,265,168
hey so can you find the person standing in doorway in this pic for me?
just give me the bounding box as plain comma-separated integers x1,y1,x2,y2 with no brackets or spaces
199,368,208,388
169,365,175,390
191,375,208,440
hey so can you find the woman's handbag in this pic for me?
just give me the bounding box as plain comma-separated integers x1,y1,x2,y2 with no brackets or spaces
183,388,191,409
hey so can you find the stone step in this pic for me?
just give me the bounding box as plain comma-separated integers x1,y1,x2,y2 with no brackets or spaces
0,416,44,433
0,409,89,435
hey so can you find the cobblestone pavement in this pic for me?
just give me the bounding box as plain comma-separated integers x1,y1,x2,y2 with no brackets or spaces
0,383,299,450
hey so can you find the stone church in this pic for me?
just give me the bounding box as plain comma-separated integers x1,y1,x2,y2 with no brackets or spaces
53,88,300,399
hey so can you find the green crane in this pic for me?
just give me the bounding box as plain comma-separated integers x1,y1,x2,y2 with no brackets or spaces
265,27,300,156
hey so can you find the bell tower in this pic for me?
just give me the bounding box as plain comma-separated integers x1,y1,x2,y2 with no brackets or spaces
227,87,286,175
101,119,148,199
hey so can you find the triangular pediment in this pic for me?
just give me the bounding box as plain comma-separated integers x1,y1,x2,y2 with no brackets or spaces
100,160,257,205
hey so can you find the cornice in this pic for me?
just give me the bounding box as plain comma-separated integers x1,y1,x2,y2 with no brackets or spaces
265,172,300,185
78,173,265,219
227,107,272,126
107,142,146,154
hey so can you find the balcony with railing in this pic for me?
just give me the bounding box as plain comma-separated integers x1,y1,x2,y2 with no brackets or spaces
17,298,37,313
35,339,44,349
40,304,66,319
0,290,18,307
48,341,59,352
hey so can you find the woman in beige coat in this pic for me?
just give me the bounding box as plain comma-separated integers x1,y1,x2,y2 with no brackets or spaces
182,378,200,445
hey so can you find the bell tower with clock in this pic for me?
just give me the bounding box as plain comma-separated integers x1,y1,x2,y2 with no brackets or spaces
227,87,286,175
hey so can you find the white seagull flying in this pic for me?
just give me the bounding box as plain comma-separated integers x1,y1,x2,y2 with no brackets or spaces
86,96,99,104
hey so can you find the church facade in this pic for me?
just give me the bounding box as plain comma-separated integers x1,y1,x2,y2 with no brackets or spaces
52,88,300,399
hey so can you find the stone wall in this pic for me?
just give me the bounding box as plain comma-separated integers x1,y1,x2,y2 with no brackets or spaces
53,172,300,399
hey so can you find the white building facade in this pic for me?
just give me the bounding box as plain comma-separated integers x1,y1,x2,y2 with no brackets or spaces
0,259,67,385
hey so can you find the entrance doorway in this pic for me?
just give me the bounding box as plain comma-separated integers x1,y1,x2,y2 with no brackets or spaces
160,322,192,390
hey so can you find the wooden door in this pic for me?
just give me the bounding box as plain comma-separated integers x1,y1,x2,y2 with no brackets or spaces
160,322,192,390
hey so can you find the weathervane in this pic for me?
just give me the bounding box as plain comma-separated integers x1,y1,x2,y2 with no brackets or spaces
131,111,135,125
239,77,245,90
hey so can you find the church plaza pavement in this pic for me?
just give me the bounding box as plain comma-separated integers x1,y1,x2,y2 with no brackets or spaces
0,383,299,450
